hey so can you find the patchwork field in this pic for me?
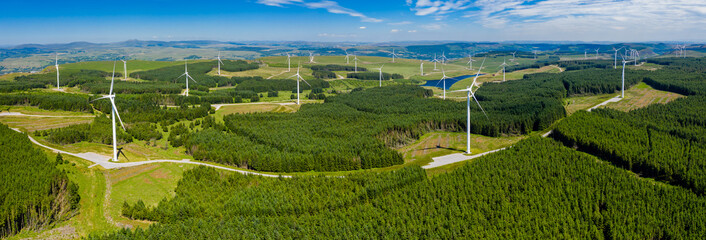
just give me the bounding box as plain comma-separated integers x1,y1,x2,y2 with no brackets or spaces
605,82,684,111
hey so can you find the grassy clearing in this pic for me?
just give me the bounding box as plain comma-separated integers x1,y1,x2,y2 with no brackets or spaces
563,93,617,115
605,82,684,112
107,163,194,229
0,105,94,117
398,131,524,164
0,72,31,81
0,116,93,132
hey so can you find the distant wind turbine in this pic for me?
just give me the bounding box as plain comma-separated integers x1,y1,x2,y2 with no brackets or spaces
511,51,516,62
435,67,450,99
533,50,538,60
289,63,310,105
467,54,475,70
441,51,448,65
499,58,508,82
217,51,225,76
177,61,198,97
91,62,127,162
612,47,625,69
376,64,385,87
354,55,359,73
54,53,60,90
390,49,399,63
595,48,600,60
420,60,424,76
344,50,350,64
432,54,439,70
308,51,315,63
451,58,488,154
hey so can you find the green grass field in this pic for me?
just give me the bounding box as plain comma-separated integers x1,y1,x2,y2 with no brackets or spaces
605,82,684,111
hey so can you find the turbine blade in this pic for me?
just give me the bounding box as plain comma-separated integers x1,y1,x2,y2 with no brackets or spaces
109,98,126,131
300,77,311,87
90,96,112,102
470,91,489,120
188,75,197,83
110,61,116,95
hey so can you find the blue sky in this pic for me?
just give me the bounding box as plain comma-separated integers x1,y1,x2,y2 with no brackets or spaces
1,0,705,45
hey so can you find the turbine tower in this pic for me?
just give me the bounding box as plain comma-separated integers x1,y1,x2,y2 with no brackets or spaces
451,58,488,154
289,63,310,105
217,51,225,76
54,53,60,90
594,48,600,60
584,49,588,60
344,50,350,64
441,51,448,65
533,50,538,60
420,60,424,76
91,62,127,162
177,61,198,97
375,64,385,87
511,51,516,62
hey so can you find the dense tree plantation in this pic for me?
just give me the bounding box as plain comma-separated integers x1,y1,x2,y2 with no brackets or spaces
14,69,115,88
90,95,212,123
0,81,46,93
347,72,404,80
0,93,92,112
91,137,706,239
553,96,706,194
234,78,330,93
0,123,79,238
644,57,706,95
184,81,567,172
129,60,258,88
522,68,645,96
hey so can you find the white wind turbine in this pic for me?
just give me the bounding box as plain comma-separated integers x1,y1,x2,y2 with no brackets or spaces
510,51,516,62
54,53,61,90
594,48,600,60
289,63,310,105
354,55,359,73
308,51,315,63
612,47,625,69
499,58,508,82
217,51,225,76
420,60,424,76
177,61,198,97
620,55,634,98
533,50,538,60
390,49,399,63
91,62,127,162
584,49,588,60
344,50,350,64
432,54,439,70
435,66,451,99
467,54,475,70
286,53,292,72
441,51,448,65
376,64,385,87
450,58,488,154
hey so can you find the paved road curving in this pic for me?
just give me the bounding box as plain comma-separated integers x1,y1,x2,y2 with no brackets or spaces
12,128,289,178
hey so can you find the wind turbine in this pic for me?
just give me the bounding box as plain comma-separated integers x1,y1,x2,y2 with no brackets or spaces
354,55,359,73
436,67,450,99
584,49,588,60
450,58,488,154
177,61,198,97
432,54,439,70
286,53,292,72
344,50,350,64
308,51,315,63
91,62,126,162
390,49,399,63
54,53,60,90
499,58,508,82
620,55,634,98
376,64,385,87
533,50,538,60
121,59,128,80
511,51,516,62
441,51,448,65
216,51,225,76
467,54,475,70
420,60,424,76
594,48,600,60
289,63,310,105
612,47,625,69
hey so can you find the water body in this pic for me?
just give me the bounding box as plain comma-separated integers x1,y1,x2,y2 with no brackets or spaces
421,74,485,90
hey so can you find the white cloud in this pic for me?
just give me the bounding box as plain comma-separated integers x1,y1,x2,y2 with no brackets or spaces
391,29,401,33
359,26,367,29
257,0,382,22
408,30,418,33
421,23,445,30
317,33,357,38
389,21,414,25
